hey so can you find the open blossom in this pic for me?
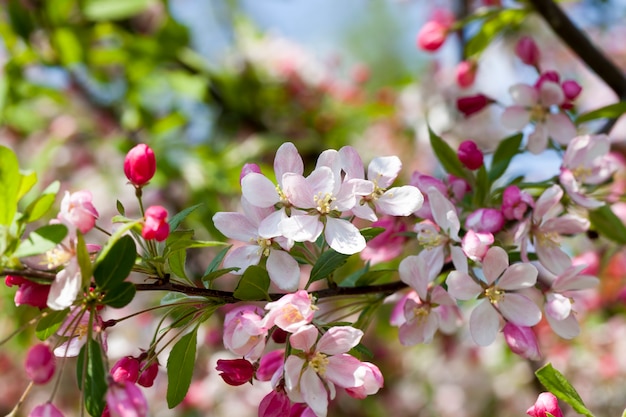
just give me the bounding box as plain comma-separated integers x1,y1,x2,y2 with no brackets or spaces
394,249,459,345
54,308,106,357
124,143,156,186
222,305,267,361
527,392,563,417
263,290,315,333
447,246,541,346
560,134,617,208
284,325,383,417
47,257,81,311
58,190,99,234
501,81,576,154
338,146,424,222
213,197,300,291
142,205,169,241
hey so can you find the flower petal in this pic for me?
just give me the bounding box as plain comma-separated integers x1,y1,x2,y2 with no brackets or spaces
301,367,329,417
368,156,402,188
501,106,531,130
498,293,542,326
242,173,280,208
482,246,509,284
267,250,300,291
497,263,538,290
446,271,483,300
318,326,363,355
324,218,366,255
469,301,500,346
376,186,424,216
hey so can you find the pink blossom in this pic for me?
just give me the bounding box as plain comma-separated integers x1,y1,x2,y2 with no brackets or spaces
54,308,105,357
111,356,140,383
527,392,563,417
263,291,315,333
515,36,540,67
29,403,64,417
462,230,494,262
410,173,447,221
503,322,541,360
240,163,261,184
142,205,169,242
501,81,576,153
216,358,255,386
256,349,285,382
222,305,267,361
259,389,291,417
562,80,582,101
5,275,50,309
106,381,148,417
58,190,99,234
502,185,534,221
25,343,56,384
447,246,541,346
456,60,477,88
457,140,483,170
47,257,81,311
457,94,492,117
124,144,156,186
360,216,408,265
465,208,504,233
284,325,382,417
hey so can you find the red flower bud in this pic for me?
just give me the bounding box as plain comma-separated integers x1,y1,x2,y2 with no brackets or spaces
110,356,140,383
124,144,156,186
515,36,540,67
258,389,291,417
137,360,159,387
456,60,477,89
25,344,55,384
6,275,50,309
457,140,484,170
562,79,582,101
142,205,170,242
216,358,255,386
456,94,491,117
527,392,563,417
416,20,450,52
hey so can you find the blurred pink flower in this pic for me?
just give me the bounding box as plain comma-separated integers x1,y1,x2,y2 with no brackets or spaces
25,343,56,384
360,217,408,265
5,275,50,309
29,403,64,417
106,381,148,417
515,36,540,67
527,392,563,417
222,305,267,361
142,205,169,242
503,322,541,360
457,140,483,170
58,190,99,234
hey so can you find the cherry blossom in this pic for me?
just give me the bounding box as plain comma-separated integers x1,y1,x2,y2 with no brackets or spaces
57,190,99,234
263,290,316,333
222,305,268,361
54,308,106,357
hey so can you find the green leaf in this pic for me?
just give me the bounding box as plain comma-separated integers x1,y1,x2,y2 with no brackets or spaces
167,327,198,408
101,282,136,308
588,205,626,245
474,165,490,206
168,248,188,280
0,145,20,226
17,170,37,201
52,28,83,66
169,204,203,231
203,246,231,275
94,235,136,291
14,223,68,258
83,338,107,417
233,265,270,301
359,227,385,242
488,133,523,182
116,200,125,216
83,0,152,21
535,363,595,417
576,101,626,124
35,308,69,341
202,267,239,286
23,181,60,223
76,232,93,289
309,249,350,285
428,127,469,181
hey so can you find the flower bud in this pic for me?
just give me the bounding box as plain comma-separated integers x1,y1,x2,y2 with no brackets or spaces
256,350,284,382
462,230,494,262
456,94,491,117
527,392,563,417
535,70,560,89
515,36,540,66
142,205,170,242
502,185,534,220
106,381,148,417
29,403,64,417
416,20,450,51
465,208,504,233
457,140,484,170
58,190,99,234
561,80,582,101
25,344,55,384
110,356,140,383
215,358,255,386
5,275,50,309
137,360,159,388
124,144,156,186
258,389,291,417
503,322,541,361
456,60,477,89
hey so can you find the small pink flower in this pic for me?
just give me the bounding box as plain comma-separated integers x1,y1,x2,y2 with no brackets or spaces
360,217,408,265
124,144,156,186
25,344,56,384
29,403,64,417
142,206,169,242
456,94,492,117
263,291,315,333
527,392,563,417
503,322,541,360
457,140,484,170
58,190,99,234
5,275,50,309
110,356,140,383
216,358,255,386
106,381,148,417
465,208,504,233
222,305,267,361
502,185,534,221
515,36,540,67
456,60,477,88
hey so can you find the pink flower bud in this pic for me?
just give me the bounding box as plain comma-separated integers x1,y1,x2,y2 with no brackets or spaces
58,190,99,234
527,392,563,417
515,36,540,66
416,20,451,52
124,144,156,186
142,205,170,242
110,356,140,383
258,389,291,417
216,358,255,386
503,322,541,361
535,70,560,89
5,275,50,309
256,350,284,382
462,230,494,262
502,185,534,220
106,381,148,417
240,163,261,185
271,327,288,344
137,360,159,388
456,94,491,117
25,344,55,384
456,60,477,89
457,140,484,170
465,208,504,233
561,80,582,101
29,403,64,417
